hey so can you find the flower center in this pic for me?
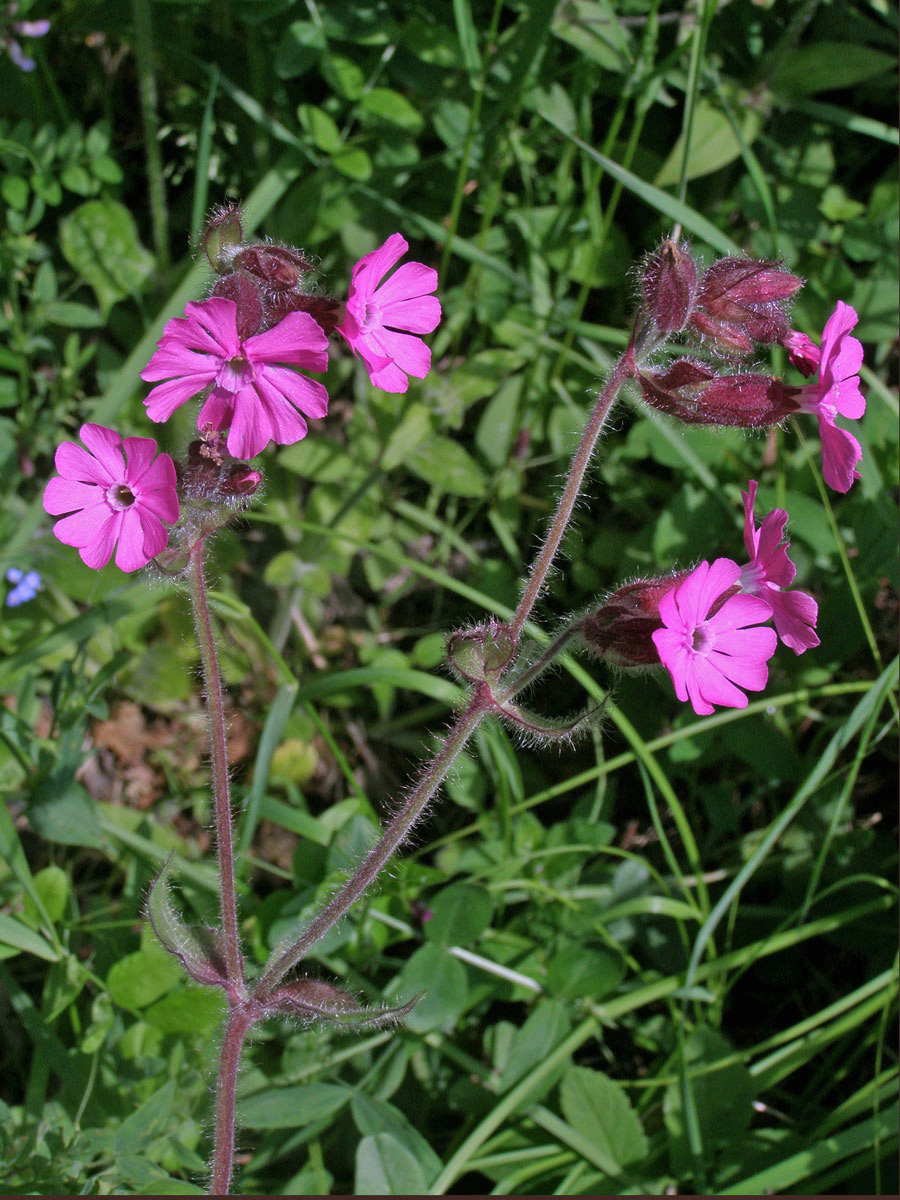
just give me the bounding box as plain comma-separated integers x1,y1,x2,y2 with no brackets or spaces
691,622,713,655
218,354,253,392
106,483,136,510
359,302,381,334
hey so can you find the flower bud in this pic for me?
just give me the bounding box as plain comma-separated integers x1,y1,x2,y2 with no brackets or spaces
223,464,263,497
782,329,820,377
690,257,803,356
641,239,698,334
211,272,264,340
234,243,316,291
202,203,244,272
580,574,691,667
446,621,516,683
638,360,800,428
265,290,341,334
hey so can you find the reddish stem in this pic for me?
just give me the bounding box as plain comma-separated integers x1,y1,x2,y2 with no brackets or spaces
209,1008,253,1196
187,541,243,986
510,353,634,641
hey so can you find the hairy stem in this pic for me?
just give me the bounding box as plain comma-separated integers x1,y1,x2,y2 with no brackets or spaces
209,1009,253,1196
254,699,487,998
187,541,243,986
496,626,578,703
510,353,634,641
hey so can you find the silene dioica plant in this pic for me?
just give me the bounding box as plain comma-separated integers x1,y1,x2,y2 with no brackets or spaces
41,206,867,1194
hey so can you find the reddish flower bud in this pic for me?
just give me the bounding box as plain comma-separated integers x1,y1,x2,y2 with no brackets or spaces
638,360,800,428
641,239,698,333
580,574,692,667
211,272,264,339
265,290,341,335
202,203,244,272
690,257,803,356
234,243,316,291
223,464,263,496
446,621,516,683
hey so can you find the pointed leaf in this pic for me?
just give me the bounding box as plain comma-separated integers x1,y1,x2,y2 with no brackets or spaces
268,978,420,1029
145,855,228,989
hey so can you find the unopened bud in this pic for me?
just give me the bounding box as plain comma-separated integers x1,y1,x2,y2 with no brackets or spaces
234,243,316,291
638,360,799,428
265,291,341,334
782,329,820,378
211,273,264,340
580,574,691,667
446,621,516,683
202,203,244,272
223,464,262,496
690,257,803,356
641,239,698,333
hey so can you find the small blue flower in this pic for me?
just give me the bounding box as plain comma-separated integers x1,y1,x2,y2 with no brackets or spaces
5,567,42,606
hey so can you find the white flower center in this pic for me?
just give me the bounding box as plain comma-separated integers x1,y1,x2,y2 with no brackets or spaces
106,483,136,510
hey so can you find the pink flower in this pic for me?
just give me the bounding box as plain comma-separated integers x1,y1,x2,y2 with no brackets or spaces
652,558,777,716
791,301,866,493
738,480,819,655
336,233,441,393
43,424,179,572
141,298,329,459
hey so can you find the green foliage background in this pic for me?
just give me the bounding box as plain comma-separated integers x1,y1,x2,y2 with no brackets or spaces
1,0,897,1194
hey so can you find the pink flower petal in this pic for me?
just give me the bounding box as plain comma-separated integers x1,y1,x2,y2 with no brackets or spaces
380,293,442,335
43,477,103,516
123,436,162,486
375,261,440,309
245,311,329,367
145,374,215,423
819,416,862,493
52,501,113,547
79,424,126,480
55,440,112,486
351,233,409,297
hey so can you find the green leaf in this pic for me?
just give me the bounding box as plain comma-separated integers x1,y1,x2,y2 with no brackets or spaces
1,174,29,210
331,145,373,181
772,43,896,96
30,865,69,923
351,1094,443,1185
407,436,487,497
500,999,572,1100
359,88,424,131
146,855,229,987
545,946,626,999
114,1080,176,1154
656,100,762,186
143,985,227,1033
28,783,105,849
382,402,435,470
321,53,366,99
40,301,104,328
106,946,182,1009
395,944,469,1033
559,1066,648,1168
59,198,154,314
238,1082,352,1130
475,378,521,467
0,913,59,961
276,21,327,78
355,1132,428,1195
424,883,493,947
664,1026,755,1176
297,104,341,153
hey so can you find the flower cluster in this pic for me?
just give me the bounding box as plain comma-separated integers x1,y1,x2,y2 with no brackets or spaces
580,480,818,715
42,219,441,574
